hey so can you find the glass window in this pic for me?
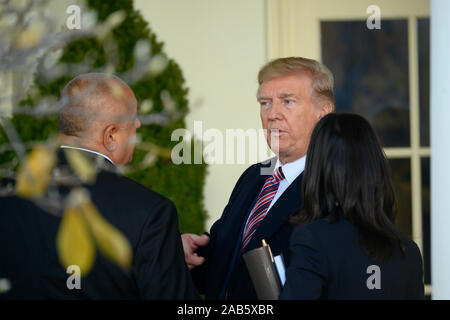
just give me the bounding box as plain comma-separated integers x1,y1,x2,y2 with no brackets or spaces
418,18,430,147
389,158,412,237
321,17,430,291
321,20,410,147
421,157,431,285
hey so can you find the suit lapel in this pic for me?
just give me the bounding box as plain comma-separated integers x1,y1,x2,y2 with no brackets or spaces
232,158,277,230
243,172,304,253
212,163,268,292
226,164,268,241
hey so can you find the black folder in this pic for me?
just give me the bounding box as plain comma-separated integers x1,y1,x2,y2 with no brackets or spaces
242,241,282,300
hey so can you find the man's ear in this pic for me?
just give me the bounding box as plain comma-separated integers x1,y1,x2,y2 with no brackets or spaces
318,102,334,119
103,124,118,152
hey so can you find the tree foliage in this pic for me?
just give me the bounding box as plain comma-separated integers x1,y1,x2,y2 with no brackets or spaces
0,0,207,234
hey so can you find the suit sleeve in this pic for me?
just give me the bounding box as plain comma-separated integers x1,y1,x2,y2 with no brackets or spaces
133,199,199,299
190,203,229,293
191,164,258,293
279,225,328,300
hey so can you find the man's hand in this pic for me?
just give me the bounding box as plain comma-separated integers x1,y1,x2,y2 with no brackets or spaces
181,233,210,270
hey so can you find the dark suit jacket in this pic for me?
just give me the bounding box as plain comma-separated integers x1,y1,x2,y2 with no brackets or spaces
192,159,303,299
279,212,424,300
0,150,199,300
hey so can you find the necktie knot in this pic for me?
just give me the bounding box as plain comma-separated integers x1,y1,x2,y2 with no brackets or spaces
273,166,285,182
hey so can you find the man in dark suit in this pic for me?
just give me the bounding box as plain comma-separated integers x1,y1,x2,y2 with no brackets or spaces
182,57,335,299
0,73,198,299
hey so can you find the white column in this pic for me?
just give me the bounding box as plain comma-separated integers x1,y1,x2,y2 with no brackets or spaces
431,0,450,300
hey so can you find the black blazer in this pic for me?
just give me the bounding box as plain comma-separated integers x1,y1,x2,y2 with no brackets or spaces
0,150,199,300
279,213,424,300
192,159,304,299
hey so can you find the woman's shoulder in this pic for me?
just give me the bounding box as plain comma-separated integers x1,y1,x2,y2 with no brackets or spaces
290,213,360,255
402,237,423,261
294,212,356,235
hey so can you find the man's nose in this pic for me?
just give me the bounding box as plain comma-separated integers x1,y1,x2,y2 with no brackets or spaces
267,101,282,120
136,117,141,129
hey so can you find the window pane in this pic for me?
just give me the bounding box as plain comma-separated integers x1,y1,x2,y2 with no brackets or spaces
418,18,430,147
388,158,412,237
321,20,410,147
421,157,431,285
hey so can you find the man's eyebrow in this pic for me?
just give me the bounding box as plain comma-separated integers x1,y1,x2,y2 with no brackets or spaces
277,93,297,99
257,95,271,101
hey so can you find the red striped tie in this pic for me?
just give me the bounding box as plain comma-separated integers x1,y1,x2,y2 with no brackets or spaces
241,167,285,251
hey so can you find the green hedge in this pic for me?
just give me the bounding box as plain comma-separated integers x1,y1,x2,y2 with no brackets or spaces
0,0,207,234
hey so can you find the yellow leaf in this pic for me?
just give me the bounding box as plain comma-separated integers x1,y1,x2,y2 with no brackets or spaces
16,145,56,199
64,148,97,184
67,188,132,270
56,205,95,275
15,29,42,48
82,200,132,270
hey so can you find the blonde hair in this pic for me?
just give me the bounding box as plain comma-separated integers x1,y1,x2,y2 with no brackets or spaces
258,57,335,111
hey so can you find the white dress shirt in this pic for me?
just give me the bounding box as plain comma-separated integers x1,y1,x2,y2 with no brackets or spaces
60,145,115,165
267,156,306,212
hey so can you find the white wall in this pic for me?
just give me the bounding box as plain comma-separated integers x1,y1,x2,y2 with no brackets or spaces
134,0,268,230
431,0,450,300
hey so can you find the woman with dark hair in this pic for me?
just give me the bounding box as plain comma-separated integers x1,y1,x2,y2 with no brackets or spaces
279,113,424,300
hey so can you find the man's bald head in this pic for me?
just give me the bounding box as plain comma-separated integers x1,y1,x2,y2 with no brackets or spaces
58,73,141,165
58,73,136,137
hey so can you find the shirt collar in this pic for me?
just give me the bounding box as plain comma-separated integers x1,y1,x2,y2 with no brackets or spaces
275,155,306,184
60,145,115,166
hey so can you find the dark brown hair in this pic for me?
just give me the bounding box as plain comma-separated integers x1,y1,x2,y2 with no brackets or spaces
292,113,408,262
